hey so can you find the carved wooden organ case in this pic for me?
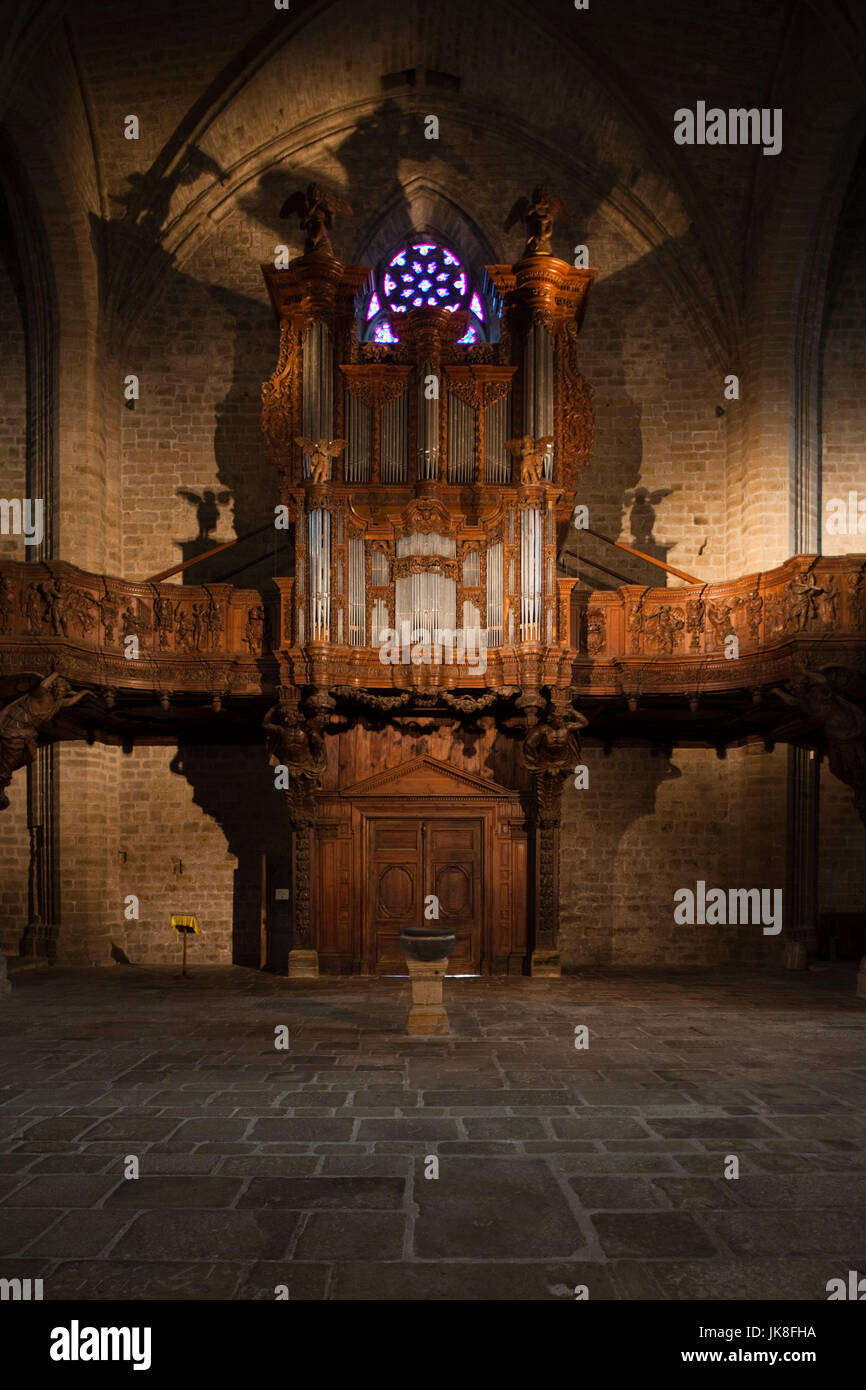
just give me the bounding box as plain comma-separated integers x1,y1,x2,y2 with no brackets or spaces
260,245,597,974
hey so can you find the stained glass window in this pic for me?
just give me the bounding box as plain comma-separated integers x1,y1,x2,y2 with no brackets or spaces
361,239,492,345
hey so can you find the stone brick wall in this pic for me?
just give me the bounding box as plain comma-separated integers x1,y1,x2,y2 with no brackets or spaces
120,213,278,588
559,743,787,968
819,762,865,916
110,745,236,966
109,744,292,966
0,773,29,957
822,147,866,558
0,250,26,561
56,743,121,965
0,252,30,955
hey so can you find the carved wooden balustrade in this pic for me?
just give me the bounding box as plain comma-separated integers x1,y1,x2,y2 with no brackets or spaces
0,554,862,705
0,561,276,702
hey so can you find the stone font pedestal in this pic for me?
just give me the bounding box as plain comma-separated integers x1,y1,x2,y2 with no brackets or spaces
530,948,561,978
288,949,319,978
405,957,450,1035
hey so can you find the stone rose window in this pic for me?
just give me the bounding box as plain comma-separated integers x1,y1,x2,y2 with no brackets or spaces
362,240,491,345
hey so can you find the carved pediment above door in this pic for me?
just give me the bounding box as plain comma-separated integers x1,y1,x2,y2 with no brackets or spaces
341,754,512,800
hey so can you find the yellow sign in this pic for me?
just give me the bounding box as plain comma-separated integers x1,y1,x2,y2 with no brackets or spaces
171,915,200,934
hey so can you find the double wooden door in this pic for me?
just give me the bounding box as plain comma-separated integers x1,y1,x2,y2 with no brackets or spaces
367,816,483,974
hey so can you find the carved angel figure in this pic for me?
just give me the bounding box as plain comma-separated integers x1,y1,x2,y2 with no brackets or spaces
279,182,353,255
295,437,348,484
504,185,569,256
0,673,87,810
505,435,554,484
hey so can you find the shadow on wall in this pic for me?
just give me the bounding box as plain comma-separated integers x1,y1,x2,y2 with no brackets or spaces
170,744,291,968
91,200,284,590
93,85,718,595
559,753,683,967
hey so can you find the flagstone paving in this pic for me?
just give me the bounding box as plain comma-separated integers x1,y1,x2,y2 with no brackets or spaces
1,963,865,1300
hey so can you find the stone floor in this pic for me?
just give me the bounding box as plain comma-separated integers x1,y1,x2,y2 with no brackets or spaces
1,962,866,1300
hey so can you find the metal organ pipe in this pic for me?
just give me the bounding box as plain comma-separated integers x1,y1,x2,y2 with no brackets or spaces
302,323,333,477
447,394,474,483
308,508,331,641
520,508,542,642
372,597,389,646
417,360,439,480
485,396,509,483
345,393,371,482
462,550,480,587
523,323,554,479
348,537,365,646
395,572,456,637
381,393,408,484
486,540,503,647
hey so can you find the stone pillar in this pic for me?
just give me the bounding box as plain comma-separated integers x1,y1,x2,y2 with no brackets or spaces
405,957,450,1035
19,745,59,958
784,746,820,968
287,813,318,977
531,771,564,977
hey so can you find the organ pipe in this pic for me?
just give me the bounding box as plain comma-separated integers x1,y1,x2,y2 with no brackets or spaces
417,359,439,480
381,393,408,483
447,393,474,483
485,396,510,483
523,322,554,479
302,323,333,478
395,573,456,637
372,597,389,647
348,537,365,646
308,508,331,641
520,507,542,642
396,532,456,558
486,540,503,647
344,392,372,482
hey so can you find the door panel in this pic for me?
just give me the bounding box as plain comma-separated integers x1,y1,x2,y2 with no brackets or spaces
426,819,482,973
366,815,483,974
367,820,423,972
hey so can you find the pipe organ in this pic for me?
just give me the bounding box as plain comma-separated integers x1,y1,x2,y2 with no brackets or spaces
262,244,596,683
259,234,597,978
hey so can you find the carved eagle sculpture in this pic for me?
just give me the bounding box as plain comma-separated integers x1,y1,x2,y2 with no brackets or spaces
279,182,353,255
504,185,569,256
295,437,348,484
504,435,555,484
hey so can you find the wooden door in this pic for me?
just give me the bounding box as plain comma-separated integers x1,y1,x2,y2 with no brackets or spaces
424,818,482,974
366,816,483,974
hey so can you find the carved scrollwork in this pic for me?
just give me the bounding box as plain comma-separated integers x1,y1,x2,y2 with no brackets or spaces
262,324,302,458
557,322,594,482
586,606,606,657
333,686,412,711
342,366,411,410
392,556,459,582
441,687,519,714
